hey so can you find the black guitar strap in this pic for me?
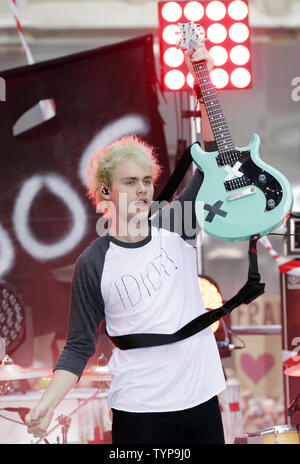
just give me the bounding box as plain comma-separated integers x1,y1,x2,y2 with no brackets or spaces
106,145,265,350
150,143,197,216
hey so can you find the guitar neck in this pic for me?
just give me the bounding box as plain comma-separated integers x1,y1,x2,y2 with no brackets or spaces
193,61,235,154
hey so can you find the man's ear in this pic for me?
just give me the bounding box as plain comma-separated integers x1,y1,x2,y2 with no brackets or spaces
101,186,110,196
98,183,110,198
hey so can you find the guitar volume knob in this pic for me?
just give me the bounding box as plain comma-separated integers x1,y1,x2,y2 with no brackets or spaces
258,173,267,183
267,199,276,209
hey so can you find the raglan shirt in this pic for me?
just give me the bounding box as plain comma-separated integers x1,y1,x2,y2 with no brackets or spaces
54,141,226,412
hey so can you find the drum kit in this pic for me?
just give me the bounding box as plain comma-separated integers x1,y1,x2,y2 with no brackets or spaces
1,352,300,444
0,354,112,444
0,355,111,387
261,424,299,445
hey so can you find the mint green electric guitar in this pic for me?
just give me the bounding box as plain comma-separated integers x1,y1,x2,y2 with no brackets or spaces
177,22,293,242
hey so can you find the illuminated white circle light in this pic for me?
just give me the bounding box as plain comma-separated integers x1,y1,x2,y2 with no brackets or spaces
164,69,185,90
206,1,227,21
229,22,249,43
13,174,87,260
209,46,228,66
210,68,229,89
164,47,184,67
162,24,181,45
231,67,251,88
186,72,195,89
228,1,248,20
230,45,250,65
161,2,182,22
184,1,205,21
207,23,227,44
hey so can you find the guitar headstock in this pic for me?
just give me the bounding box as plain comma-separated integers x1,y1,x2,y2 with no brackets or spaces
176,21,205,51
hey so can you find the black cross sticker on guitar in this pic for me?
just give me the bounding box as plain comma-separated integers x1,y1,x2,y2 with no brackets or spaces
204,200,228,223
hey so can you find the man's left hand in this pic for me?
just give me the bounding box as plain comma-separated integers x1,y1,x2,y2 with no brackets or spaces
184,43,214,79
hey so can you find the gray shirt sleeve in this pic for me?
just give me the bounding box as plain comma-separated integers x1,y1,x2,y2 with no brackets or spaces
53,242,106,379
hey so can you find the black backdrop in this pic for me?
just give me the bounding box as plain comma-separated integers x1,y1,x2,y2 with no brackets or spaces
0,35,170,357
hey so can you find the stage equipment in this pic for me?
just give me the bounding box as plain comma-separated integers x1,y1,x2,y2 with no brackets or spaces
0,281,26,356
0,357,51,382
0,355,52,396
285,365,300,378
198,275,223,333
261,425,300,444
286,390,300,419
159,0,252,90
81,365,111,382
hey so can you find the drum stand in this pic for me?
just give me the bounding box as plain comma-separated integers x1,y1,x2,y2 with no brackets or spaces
56,415,71,444
34,387,106,444
287,390,300,419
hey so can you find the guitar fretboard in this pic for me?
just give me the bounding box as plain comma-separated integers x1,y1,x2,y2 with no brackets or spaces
193,62,235,154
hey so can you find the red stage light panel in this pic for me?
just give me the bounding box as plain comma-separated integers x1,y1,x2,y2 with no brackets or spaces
158,0,252,91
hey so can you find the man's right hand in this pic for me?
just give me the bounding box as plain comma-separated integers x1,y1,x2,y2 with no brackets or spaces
24,369,78,439
25,402,54,439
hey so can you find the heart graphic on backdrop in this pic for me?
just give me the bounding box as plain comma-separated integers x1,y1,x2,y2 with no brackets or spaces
240,353,275,384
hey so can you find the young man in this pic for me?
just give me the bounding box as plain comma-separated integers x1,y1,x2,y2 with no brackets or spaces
25,45,226,444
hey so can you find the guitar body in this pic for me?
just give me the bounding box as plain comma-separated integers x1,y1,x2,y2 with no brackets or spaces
191,133,293,241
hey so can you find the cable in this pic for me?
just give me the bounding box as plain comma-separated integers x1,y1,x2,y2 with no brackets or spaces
267,213,300,237
268,232,300,236
179,91,184,140
221,319,230,345
227,329,246,350
173,92,180,143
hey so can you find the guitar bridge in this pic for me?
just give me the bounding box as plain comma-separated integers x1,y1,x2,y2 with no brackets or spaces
227,186,256,201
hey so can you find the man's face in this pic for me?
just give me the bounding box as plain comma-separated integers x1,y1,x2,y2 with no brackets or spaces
108,159,154,228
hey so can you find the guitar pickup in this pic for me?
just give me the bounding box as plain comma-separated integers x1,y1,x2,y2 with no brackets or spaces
224,176,252,191
227,186,256,201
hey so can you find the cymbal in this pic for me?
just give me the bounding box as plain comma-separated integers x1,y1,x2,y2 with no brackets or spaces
284,364,300,377
81,365,111,382
0,363,52,381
